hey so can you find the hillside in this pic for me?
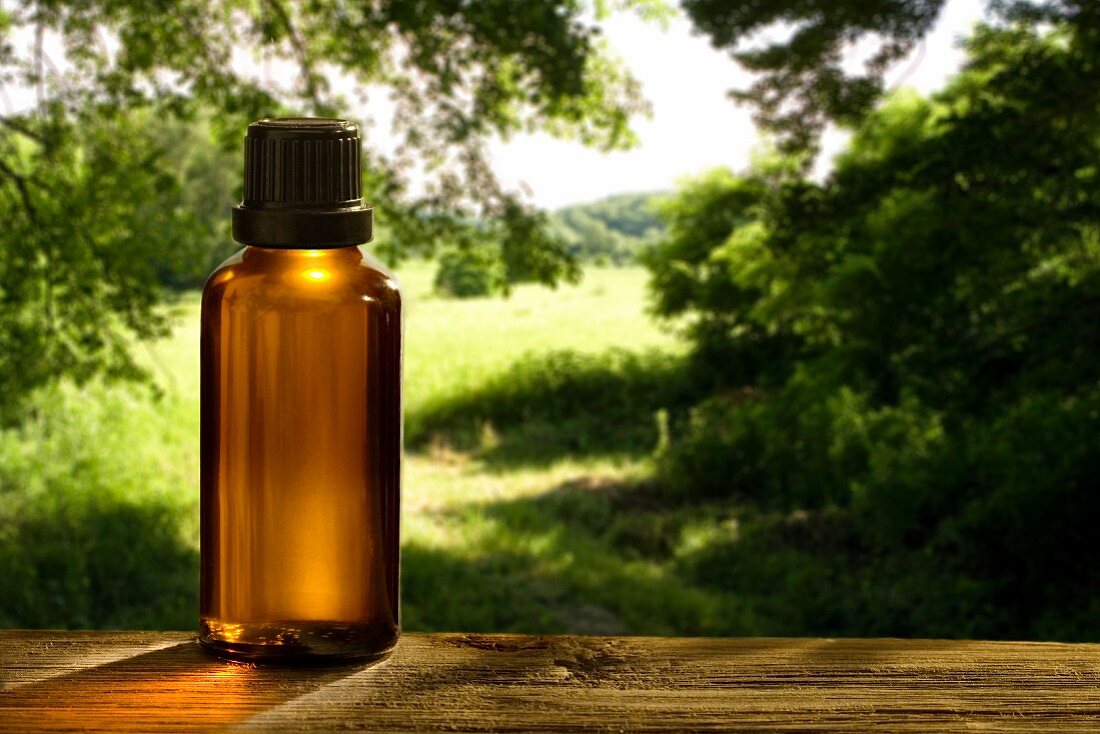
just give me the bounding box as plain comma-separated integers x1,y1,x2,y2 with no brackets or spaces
550,191,666,265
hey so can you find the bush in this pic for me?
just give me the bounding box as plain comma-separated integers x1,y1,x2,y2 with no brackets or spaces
656,374,1100,639
409,349,698,461
433,246,505,298
934,389,1100,639
0,384,198,629
656,378,870,509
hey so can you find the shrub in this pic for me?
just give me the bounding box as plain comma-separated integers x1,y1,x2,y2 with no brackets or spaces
409,349,698,460
656,377,867,509
433,246,505,298
0,384,198,629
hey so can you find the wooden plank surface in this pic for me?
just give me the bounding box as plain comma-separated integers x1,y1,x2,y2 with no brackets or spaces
1,631,1099,732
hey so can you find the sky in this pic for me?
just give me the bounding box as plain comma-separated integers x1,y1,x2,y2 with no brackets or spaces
2,0,987,210
491,0,987,209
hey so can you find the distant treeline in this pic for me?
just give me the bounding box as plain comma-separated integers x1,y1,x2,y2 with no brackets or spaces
432,191,666,297
550,192,666,265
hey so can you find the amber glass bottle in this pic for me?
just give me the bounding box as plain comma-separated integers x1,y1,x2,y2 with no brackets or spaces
199,119,401,663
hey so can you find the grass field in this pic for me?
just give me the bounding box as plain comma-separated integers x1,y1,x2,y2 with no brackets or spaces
1,259,735,634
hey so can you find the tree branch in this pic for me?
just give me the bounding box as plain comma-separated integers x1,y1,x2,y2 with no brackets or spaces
263,0,325,109
34,21,44,114
0,117,48,144
0,157,38,222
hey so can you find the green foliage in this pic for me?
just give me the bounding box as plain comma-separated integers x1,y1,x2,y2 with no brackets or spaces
646,21,1100,638
433,246,505,298
680,0,1095,154
430,191,665,296
0,106,221,424
410,348,696,463
681,0,942,153
0,384,198,629
0,0,657,418
551,191,665,265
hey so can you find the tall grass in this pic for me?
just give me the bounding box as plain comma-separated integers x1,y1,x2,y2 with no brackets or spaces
0,383,198,628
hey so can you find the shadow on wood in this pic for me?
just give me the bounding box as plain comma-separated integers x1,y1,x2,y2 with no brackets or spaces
0,636,364,732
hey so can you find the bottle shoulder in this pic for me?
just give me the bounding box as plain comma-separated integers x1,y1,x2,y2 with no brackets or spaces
203,248,248,293
359,248,398,283
356,249,402,308
202,246,400,310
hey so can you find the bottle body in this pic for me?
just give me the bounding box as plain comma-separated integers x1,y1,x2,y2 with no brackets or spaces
199,245,401,662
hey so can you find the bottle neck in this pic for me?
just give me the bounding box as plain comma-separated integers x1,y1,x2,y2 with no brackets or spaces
232,205,373,249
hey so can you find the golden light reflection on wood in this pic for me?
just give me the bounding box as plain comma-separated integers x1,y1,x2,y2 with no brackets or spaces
0,638,357,732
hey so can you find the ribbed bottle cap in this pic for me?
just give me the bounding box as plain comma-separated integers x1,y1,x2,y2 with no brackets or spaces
232,118,373,248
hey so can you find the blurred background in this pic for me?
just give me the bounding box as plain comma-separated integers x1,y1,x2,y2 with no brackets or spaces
1,0,1098,640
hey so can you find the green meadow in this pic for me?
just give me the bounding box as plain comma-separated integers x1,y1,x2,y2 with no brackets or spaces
0,261,731,634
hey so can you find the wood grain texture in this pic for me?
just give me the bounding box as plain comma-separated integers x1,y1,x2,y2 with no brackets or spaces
2,631,1099,732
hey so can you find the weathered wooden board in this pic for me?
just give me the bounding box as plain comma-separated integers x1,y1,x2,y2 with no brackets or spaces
1,631,1099,732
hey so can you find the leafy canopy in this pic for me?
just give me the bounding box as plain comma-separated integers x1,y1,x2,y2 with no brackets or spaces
650,19,1100,411
682,0,1099,155
0,0,662,419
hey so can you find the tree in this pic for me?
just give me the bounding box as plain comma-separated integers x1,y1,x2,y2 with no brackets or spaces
645,19,1100,637
650,18,1100,411
682,0,1099,155
0,0,665,420
433,244,505,297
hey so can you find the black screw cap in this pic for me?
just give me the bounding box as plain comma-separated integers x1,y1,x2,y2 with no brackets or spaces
232,118,373,248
